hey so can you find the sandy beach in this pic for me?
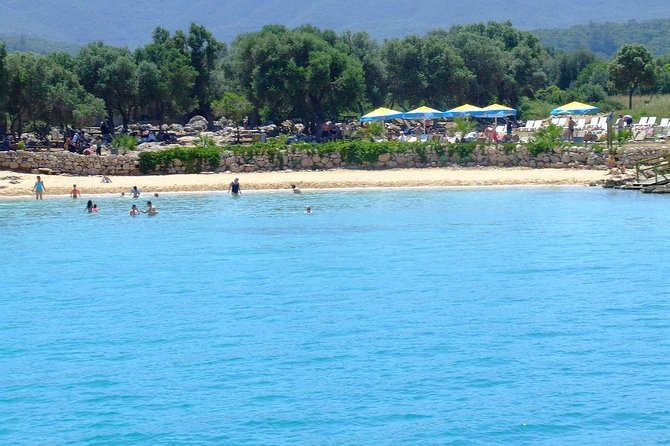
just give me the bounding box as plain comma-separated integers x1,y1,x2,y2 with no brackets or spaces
0,167,610,197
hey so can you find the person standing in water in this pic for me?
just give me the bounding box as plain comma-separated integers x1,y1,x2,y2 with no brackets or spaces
142,201,158,215
85,200,94,213
70,184,81,199
130,186,141,198
291,184,301,194
32,175,45,199
228,178,241,195
129,204,140,216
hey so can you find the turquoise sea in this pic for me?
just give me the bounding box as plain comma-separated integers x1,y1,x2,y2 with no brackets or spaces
2,187,670,445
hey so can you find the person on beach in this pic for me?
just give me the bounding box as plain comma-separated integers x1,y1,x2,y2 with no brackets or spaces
291,184,301,194
142,201,158,215
70,184,81,199
130,186,141,198
129,204,140,216
85,200,94,213
567,116,576,141
101,175,112,183
32,175,45,199
228,178,241,195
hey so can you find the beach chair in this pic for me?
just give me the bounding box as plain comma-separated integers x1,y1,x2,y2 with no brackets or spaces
598,117,609,130
576,118,586,130
555,117,566,127
634,117,649,129
551,118,559,126
519,120,535,132
586,116,600,129
658,118,670,128
647,117,657,127
495,125,506,134
532,120,544,130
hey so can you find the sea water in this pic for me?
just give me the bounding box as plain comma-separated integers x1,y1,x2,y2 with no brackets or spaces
2,187,670,445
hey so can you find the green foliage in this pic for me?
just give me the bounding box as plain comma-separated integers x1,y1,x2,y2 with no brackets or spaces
527,123,564,156
355,121,384,141
112,134,137,152
535,18,670,58
138,146,222,173
454,116,475,137
615,128,632,146
211,91,252,124
609,44,659,109
448,141,476,161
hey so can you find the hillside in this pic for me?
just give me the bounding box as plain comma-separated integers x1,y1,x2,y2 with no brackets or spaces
534,19,670,57
0,34,80,55
0,0,668,48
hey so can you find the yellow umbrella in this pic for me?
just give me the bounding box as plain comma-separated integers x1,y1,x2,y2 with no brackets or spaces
360,107,404,122
402,106,444,120
445,104,484,117
481,104,517,117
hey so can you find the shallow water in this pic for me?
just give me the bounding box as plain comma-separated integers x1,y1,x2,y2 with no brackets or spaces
2,187,670,445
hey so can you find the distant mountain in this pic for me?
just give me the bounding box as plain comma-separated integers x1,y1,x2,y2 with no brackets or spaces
534,19,670,58
0,0,668,48
0,33,80,55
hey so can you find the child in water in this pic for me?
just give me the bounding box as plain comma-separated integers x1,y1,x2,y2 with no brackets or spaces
129,204,140,216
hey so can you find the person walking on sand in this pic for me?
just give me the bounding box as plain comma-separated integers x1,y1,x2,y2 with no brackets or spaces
228,178,241,195
32,175,45,199
70,184,81,199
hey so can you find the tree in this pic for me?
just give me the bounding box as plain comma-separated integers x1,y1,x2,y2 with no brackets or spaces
136,27,197,124
184,24,226,118
609,44,658,109
76,42,139,129
211,92,252,124
0,43,7,131
231,25,365,123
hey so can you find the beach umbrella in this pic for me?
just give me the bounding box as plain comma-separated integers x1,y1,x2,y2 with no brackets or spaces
445,104,484,117
481,103,517,118
360,107,404,122
401,106,444,120
550,101,599,115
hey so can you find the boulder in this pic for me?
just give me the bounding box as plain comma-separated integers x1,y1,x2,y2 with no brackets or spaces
186,115,209,132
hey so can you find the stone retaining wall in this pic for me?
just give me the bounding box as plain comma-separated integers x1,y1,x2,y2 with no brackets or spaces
1,144,668,176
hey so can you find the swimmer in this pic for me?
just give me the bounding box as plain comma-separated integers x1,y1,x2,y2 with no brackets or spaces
142,200,158,215
130,186,141,198
92,204,99,213
70,184,81,199
85,200,94,213
32,175,45,199
129,204,140,216
228,178,241,195
154,193,159,198
305,206,312,214
121,192,125,197
291,184,301,194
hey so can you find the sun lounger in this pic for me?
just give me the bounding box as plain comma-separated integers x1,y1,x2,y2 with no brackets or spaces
533,120,544,130
633,129,648,141
647,117,657,127
587,116,600,128
556,117,567,127
520,120,535,131
598,117,609,130
658,118,670,128
576,118,586,130
495,125,506,134
634,117,649,128
551,118,559,126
